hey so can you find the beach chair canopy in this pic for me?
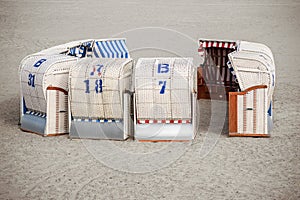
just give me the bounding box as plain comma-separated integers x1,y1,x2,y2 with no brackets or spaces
35,38,130,59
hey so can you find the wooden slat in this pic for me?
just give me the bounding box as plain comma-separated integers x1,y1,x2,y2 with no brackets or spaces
55,90,59,133
228,85,269,137
253,90,257,133
229,93,237,133
229,133,270,137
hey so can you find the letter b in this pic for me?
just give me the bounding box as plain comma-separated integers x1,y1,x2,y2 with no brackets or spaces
157,63,169,73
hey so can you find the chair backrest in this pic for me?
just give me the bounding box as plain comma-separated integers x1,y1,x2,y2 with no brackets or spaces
134,57,194,122
69,58,133,120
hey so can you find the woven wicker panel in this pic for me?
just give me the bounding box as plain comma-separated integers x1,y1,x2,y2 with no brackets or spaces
136,103,154,119
239,41,274,64
171,89,190,103
171,103,192,119
152,103,172,119
135,59,156,77
20,54,76,113
136,90,154,103
69,58,132,119
135,58,193,120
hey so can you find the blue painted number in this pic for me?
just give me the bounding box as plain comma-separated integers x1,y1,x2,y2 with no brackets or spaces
159,81,166,94
95,79,103,93
84,79,102,93
84,80,90,93
157,64,169,94
28,73,35,87
34,59,47,67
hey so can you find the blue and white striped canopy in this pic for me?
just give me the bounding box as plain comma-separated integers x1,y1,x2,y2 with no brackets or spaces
66,39,129,58
93,39,129,58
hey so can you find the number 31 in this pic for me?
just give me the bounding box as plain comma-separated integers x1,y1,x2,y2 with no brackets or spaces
28,73,35,87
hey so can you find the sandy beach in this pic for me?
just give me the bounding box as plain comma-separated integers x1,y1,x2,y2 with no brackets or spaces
0,0,299,199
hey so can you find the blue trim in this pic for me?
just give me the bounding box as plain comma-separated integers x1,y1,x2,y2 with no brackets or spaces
23,97,27,114
268,102,272,116
73,118,121,123
93,47,99,58
25,110,47,118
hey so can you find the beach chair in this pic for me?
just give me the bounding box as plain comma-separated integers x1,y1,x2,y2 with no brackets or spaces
69,58,133,140
197,39,239,100
19,38,130,136
19,54,78,135
133,57,197,141
228,43,275,136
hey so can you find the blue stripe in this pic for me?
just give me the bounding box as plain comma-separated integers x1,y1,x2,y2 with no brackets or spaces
109,41,119,58
118,40,127,57
74,118,121,123
105,41,114,58
23,97,27,114
26,110,47,118
99,41,110,57
93,48,99,58
268,102,272,116
114,41,124,58
119,40,128,58
96,42,105,57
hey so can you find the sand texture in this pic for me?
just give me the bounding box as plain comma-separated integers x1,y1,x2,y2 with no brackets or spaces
0,0,299,199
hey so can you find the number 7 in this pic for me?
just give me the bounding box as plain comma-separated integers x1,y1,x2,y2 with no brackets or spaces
159,81,166,94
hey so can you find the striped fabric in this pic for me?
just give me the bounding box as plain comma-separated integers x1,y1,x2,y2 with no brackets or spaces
93,39,129,58
137,119,191,124
25,110,47,118
198,40,236,54
73,118,121,123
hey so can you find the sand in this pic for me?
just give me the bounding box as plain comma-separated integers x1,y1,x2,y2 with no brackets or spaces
0,0,300,199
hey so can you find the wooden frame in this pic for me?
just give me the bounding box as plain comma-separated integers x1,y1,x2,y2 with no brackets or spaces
229,85,270,137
